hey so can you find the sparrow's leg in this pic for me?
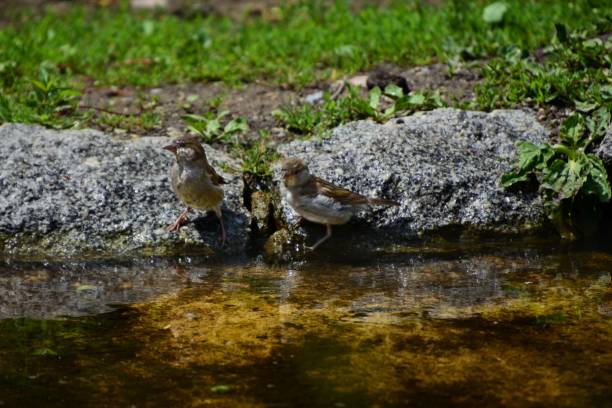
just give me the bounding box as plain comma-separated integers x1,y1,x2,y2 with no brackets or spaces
307,224,332,251
214,206,226,247
166,207,191,232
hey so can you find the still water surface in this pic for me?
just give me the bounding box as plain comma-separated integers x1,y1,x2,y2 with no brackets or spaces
0,241,611,407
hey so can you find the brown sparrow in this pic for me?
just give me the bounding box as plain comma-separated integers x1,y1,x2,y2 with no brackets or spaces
163,135,226,245
281,157,399,250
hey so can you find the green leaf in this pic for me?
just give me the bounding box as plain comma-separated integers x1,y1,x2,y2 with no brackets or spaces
31,80,48,92
483,2,508,24
541,158,586,199
559,113,585,148
583,154,611,202
586,106,611,140
33,348,58,356
205,119,221,137
574,100,598,113
500,171,530,188
516,141,545,172
407,93,426,106
582,38,603,49
537,145,555,170
600,85,612,101
383,105,396,118
142,20,155,36
384,84,404,99
369,87,381,110
224,117,249,134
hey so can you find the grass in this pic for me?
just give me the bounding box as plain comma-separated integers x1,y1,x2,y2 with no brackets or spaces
1,0,611,129
273,84,445,136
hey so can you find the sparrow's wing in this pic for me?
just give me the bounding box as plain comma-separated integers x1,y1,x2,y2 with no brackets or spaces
206,163,227,185
313,176,371,205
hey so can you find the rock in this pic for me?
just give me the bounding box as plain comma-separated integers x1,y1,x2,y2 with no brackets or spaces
596,124,612,168
263,228,304,262
273,108,549,251
0,124,249,260
304,91,324,105
250,190,273,235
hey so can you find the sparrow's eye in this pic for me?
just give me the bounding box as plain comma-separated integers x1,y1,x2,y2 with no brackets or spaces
176,140,186,147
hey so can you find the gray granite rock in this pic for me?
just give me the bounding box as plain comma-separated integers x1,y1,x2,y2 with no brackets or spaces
274,108,550,250
597,124,612,167
0,124,248,259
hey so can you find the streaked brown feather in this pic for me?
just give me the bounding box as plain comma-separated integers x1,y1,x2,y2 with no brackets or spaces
206,162,226,185
313,176,398,206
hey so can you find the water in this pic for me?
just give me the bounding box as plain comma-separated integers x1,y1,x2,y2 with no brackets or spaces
0,241,611,407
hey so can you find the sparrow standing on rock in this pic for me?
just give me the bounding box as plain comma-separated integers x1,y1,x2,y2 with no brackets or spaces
281,157,399,250
163,135,226,245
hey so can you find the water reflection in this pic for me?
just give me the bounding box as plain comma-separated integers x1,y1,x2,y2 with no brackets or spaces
1,244,610,321
0,244,610,407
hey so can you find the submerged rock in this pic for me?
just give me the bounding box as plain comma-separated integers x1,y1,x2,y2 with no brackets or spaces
0,124,249,259
273,108,550,253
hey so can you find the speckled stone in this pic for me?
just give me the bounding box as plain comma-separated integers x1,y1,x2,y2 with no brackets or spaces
597,124,612,168
275,108,550,247
0,124,249,259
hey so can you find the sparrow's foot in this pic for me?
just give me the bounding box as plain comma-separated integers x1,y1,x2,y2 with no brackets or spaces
306,224,333,251
166,208,191,232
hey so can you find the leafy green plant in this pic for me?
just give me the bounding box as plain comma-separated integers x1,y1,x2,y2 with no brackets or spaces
273,103,322,135
275,84,445,136
233,130,279,176
476,23,612,110
502,109,611,239
182,111,249,143
0,66,81,127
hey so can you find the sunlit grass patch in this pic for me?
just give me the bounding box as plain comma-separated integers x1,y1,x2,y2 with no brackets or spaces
1,0,610,129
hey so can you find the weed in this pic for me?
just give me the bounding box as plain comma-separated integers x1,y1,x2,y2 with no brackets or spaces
233,130,279,177
183,111,249,144
475,22,612,110
274,84,445,136
93,110,161,133
502,110,611,239
494,23,612,238
0,66,81,128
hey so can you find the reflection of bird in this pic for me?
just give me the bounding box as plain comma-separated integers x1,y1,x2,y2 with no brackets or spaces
281,157,400,250
163,135,226,245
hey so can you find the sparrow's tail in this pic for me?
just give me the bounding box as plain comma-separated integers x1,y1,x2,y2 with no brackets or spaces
368,197,400,206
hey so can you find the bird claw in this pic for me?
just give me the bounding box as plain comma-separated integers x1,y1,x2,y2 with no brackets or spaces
166,212,189,232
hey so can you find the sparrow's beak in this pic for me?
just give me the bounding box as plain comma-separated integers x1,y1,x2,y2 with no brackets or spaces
163,144,177,152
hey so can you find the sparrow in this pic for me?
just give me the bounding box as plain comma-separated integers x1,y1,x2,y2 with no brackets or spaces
163,135,226,245
281,157,399,250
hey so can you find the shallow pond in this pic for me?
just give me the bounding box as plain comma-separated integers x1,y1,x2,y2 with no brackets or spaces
1,241,611,407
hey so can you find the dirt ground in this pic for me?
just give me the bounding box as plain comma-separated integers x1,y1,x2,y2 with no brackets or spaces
77,61,484,140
